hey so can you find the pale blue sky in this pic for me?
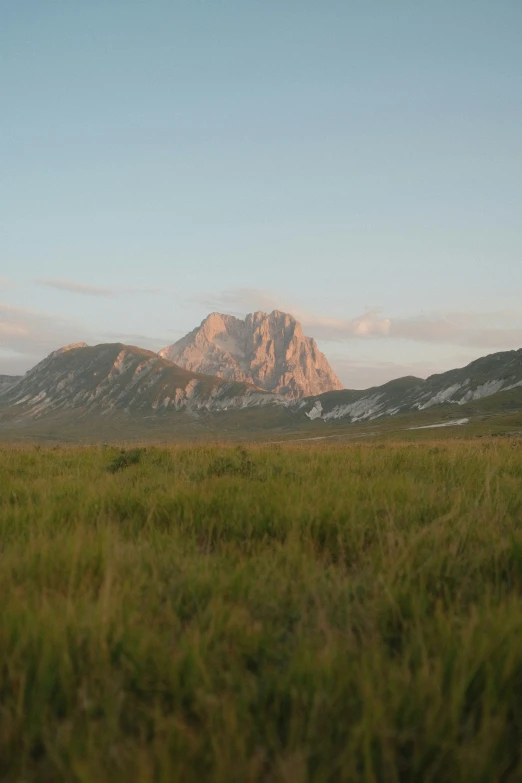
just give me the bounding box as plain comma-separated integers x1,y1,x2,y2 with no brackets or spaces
1,1,521,387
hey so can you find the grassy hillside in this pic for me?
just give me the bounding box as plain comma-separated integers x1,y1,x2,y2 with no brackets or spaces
1,440,522,781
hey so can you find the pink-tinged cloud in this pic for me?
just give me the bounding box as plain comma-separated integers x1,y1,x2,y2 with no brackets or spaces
0,304,172,376
196,288,391,337
296,311,391,339
0,303,89,365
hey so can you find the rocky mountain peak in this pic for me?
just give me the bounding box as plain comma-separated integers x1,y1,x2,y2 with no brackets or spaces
159,310,343,398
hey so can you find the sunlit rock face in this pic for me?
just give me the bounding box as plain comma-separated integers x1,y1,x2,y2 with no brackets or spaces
160,310,343,399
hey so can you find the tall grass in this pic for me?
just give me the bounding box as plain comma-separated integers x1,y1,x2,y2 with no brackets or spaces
1,440,522,781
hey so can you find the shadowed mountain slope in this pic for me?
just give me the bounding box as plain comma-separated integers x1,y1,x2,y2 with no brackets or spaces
0,375,22,393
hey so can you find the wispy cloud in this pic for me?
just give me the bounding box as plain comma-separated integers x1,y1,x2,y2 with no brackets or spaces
196,287,283,316
198,288,390,337
331,357,440,390
0,302,173,375
391,312,522,348
297,310,391,339
0,303,89,370
36,279,166,297
37,279,116,297
101,331,170,351
300,311,522,348
197,288,522,350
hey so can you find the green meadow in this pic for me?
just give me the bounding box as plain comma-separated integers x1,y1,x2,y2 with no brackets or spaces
1,440,522,782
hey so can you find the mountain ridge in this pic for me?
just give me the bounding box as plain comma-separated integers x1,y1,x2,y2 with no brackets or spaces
0,343,280,430
1,335,522,440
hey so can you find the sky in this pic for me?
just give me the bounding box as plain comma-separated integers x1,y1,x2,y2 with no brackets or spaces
1,0,521,388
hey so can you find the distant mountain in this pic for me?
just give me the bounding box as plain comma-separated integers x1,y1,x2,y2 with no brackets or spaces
0,343,278,430
298,348,522,423
159,310,343,398
1,338,522,441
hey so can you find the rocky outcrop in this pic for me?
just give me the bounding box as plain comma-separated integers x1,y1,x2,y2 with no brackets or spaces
160,310,343,398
